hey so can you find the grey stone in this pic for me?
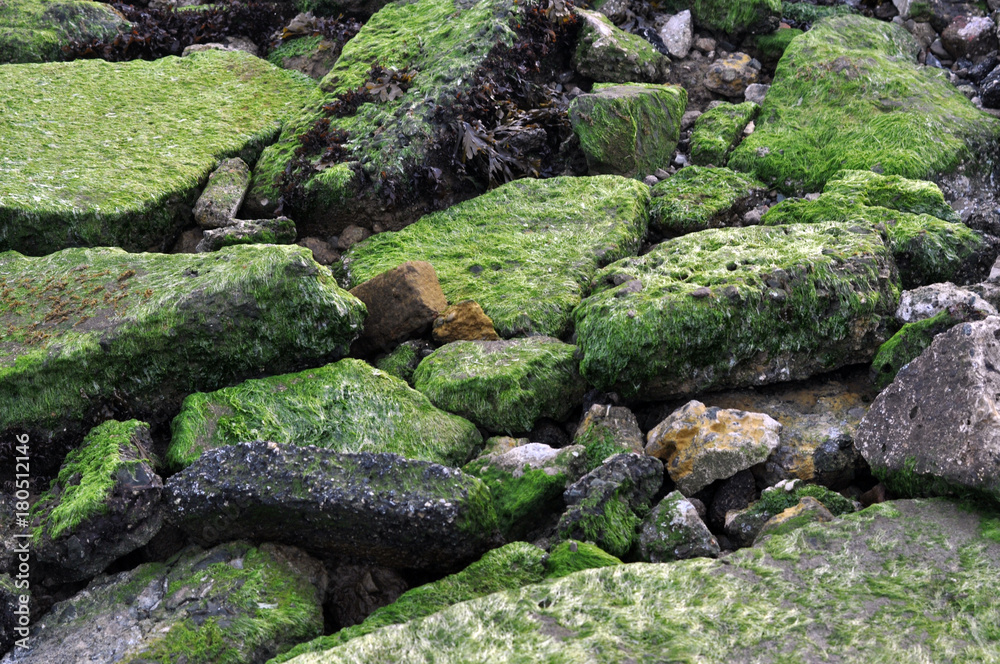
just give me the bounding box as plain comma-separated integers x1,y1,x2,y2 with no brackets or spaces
895,282,997,324
193,157,251,229
743,82,769,104
639,491,720,562
196,216,297,252
659,10,693,59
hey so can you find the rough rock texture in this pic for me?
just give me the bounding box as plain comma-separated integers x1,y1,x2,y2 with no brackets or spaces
413,337,586,434
893,0,987,30
278,499,1000,664
0,245,365,475
649,166,768,235
572,9,670,84
196,217,298,252
646,400,782,496
729,16,1000,198
327,564,407,629
30,420,162,584
0,0,127,64
193,157,251,229
167,359,482,471
165,443,499,569
345,175,649,338
572,404,645,471
348,261,448,354
754,495,835,543
266,35,344,80
0,51,314,255
725,480,855,547
689,102,759,167
574,222,900,400
0,574,19,655
703,53,761,98
659,10,692,59
431,300,500,344
464,443,588,539
555,453,663,558
639,490,720,562
1,542,325,664
895,281,997,323
856,316,1000,501
940,15,998,59
569,84,686,179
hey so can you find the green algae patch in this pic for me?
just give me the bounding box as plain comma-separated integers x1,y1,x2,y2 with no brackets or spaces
0,244,366,452
749,28,802,64
0,51,314,255
545,540,622,579
823,169,962,223
0,0,127,64
748,483,856,526
167,358,481,471
345,175,650,337
280,499,1000,663
574,222,900,400
689,102,759,167
569,84,686,179
728,15,1000,195
269,542,547,664
871,309,963,390
660,0,781,35
649,166,768,236
413,337,586,434
375,340,421,384
31,419,153,542
781,0,855,25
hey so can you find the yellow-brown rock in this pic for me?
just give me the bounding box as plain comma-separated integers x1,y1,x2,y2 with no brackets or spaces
350,261,447,354
754,496,836,544
432,300,500,344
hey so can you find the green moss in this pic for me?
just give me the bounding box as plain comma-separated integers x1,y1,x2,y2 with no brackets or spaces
780,1,855,25
873,456,993,503
576,429,622,471
729,15,1000,195
753,483,856,520
413,338,585,434
31,419,151,541
545,540,622,579
871,310,960,390
558,489,645,559
0,0,126,64
464,459,570,538
167,359,480,471
269,542,548,663
375,341,420,384
761,192,983,288
649,166,768,235
572,9,670,83
660,0,781,34
750,28,802,63
569,85,687,179
0,245,366,444
345,175,649,337
574,222,900,399
267,35,326,66
0,52,315,255
690,102,759,167
822,170,961,223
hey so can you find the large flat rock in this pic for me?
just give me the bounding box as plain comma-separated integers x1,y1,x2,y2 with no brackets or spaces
0,51,314,255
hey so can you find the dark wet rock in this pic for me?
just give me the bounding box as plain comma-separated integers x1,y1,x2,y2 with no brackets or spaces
639,490,720,562
327,564,408,628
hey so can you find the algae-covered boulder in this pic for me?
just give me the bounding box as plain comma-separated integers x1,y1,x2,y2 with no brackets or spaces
345,175,649,337
0,51,314,255
569,84,686,179
167,359,480,471
572,9,671,83
271,542,548,663
278,498,1000,663
725,480,855,546
689,102,759,167
413,337,586,434
0,0,127,64
574,222,900,400
30,420,162,584
649,166,768,236
0,245,366,469
2,541,325,664
572,404,645,471
729,15,1000,195
375,339,434,385
639,491,720,562
660,0,781,35
165,443,499,569
822,170,963,223
544,540,622,578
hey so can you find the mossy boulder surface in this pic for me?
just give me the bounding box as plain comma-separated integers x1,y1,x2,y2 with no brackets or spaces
7,541,325,664
871,308,972,390
269,542,548,663
660,0,781,35
0,51,314,255
282,499,1000,663
649,166,769,235
167,359,480,471
689,101,759,167
413,337,586,434
574,222,900,400
569,84,686,179
0,245,366,462
0,0,127,64
571,9,671,84
345,176,649,337
822,169,962,223
729,15,1000,194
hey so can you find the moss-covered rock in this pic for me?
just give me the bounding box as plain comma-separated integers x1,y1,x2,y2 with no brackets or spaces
728,15,1000,195
413,337,586,434
0,245,366,469
279,498,1000,663
572,404,644,471
374,339,433,385
11,541,325,664
754,495,836,542
196,217,298,252
346,176,649,337
649,166,768,236
572,9,670,83
726,479,855,546
0,0,127,64
639,490,720,562
269,542,548,663
748,27,802,64
544,539,622,579
690,102,759,167
30,419,162,583
660,0,781,35
871,307,974,390
266,35,343,80
0,52,314,255
167,359,481,471
780,0,855,26
574,222,900,400
569,84,686,179
822,169,962,223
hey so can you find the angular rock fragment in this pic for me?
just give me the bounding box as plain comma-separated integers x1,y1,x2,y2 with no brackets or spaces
660,0,781,36
649,166,768,235
754,495,836,544
725,480,855,546
167,359,481,470
689,102,759,167
431,300,500,344
349,261,448,353
196,217,297,252
572,404,644,471
703,53,761,97
193,157,251,229
639,491,720,562
572,9,670,84
165,443,499,569
895,281,996,324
